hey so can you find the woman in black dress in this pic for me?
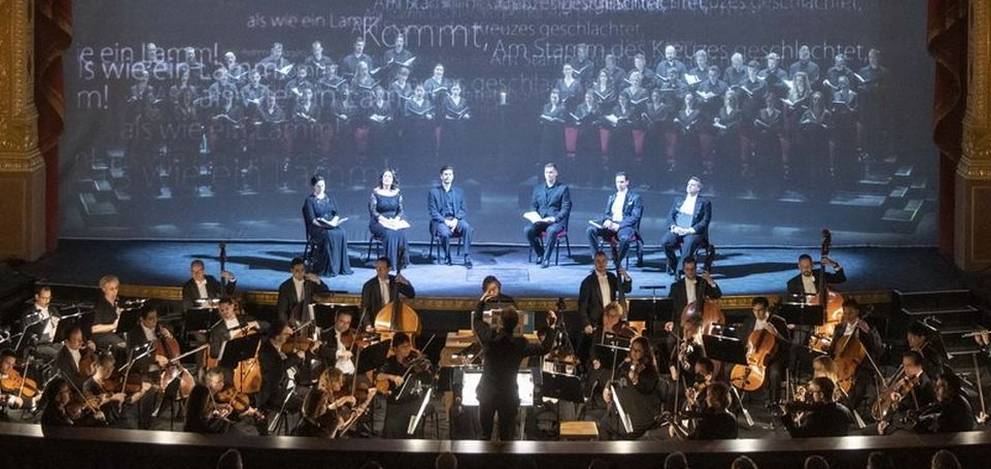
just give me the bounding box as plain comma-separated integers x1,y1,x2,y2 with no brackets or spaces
304,175,352,276
368,168,410,269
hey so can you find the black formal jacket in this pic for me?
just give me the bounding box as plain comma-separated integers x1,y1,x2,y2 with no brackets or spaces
786,268,846,295
471,300,555,402
918,395,975,433
182,276,237,311
688,410,739,440
257,340,301,412
782,402,853,437
276,277,329,324
55,346,87,390
597,191,643,230
207,316,259,360
667,196,711,236
828,321,883,374
19,304,59,346
577,271,632,327
668,276,722,326
530,182,572,225
736,314,791,364
360,275,416,328
427,184,468,228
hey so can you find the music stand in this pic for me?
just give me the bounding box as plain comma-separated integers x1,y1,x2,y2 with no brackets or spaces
116,308,142,336
628,298,670,335
702,334,748,366
779,300,825,327
593,341,629,373
218,334,262,370
541,371,584,403
184,307,219,335
356,339,391,375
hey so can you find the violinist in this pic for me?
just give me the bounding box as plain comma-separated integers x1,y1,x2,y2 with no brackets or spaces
781,376,853,437
829,298,882,413
481,275,515,305
208,297,263,361
184,383,231,434
82,353,156,429
735,297,790,406
875,350,936,434
18,285,61,361
318,307,359,375
55,326,96,390
360,256,416,330
91,275,127,350
257,320,309,434
295,367,353,437
910,371,975,434
672,381,738,440
907,320,947,378
599,336,660,440
378,333,433,438
669,314,706,384
40,377,83,427
587,302,638,373
471,300,557,441
578,251,632,334
0,350,35,410
195,367,260,434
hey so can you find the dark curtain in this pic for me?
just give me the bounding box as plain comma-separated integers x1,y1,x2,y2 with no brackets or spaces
34,0,72,252
927,0,968,254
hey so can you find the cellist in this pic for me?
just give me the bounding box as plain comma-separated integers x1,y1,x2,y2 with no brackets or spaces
734,297,790,405
829,298,882,414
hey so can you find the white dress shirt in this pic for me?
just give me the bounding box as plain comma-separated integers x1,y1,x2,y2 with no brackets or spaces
335,330,356,375
36,305,58,342
141,324,157,343
596,271,611,308
610,191,627,223
685,277,698,305
195,278,209,299
293,277,306,302
69,347,81,370
379,278,391,306
801,274,817,295
679,194,698,216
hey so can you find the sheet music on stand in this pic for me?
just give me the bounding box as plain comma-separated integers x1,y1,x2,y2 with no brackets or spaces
779,293,825,327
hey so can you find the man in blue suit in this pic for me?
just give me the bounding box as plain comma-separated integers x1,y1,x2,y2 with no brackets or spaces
660,176,711,274
586,171,643,266
428,165,474,268
525,163,572,268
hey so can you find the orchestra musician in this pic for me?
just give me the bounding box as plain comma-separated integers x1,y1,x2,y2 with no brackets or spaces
876,350,936,434
360,257,416,330
91,275,127,350
471,299,557,441
276,257,330,325
599,336,660,440
317,307,359,376
208,297,263,362
18,285,61,361
55,326,95,390
183,382,230,434
181,259,237,312
829,299,882,414
0,350,35,411
660,177,712,275
257,320,313,434
585,172,643,266
427,165,474,268
671,381,739,440
908,371,976,434
40,377,91,427
666,257,722,334
377,332,433,438
735,297,790,406
906,320,948,379
295,367,352,437
578,251,632,333
668,316,708,386
481,275,515,305
781,376,854,437
525,163,572,269
82,353,156,429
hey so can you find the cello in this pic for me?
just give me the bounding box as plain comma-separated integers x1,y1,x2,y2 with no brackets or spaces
373,246,420,342
807,229,845,353
680,244,724,335
730,304,781,392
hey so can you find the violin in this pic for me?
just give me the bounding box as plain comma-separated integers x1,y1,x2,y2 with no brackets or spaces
101,370,148,395
872,372,922,422
214,384,263,420
0,368,39,399
281,336,320,354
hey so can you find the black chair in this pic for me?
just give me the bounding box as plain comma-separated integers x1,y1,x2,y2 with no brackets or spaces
427,225,465,264
365,233,385,261
598,219,646,269
527,224,572,265
301,219,322,271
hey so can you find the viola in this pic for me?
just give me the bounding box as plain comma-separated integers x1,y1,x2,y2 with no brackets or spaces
0,369,39,399
101,371,147,395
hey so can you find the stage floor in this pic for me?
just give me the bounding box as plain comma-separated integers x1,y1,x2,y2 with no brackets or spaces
21,239,963,299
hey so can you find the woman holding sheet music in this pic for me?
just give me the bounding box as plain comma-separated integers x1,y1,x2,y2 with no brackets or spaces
304,175,352,276
369,169,411,270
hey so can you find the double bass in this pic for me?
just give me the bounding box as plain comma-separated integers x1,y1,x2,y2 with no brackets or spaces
373,246,420,342
680,245,724,336
807,229,845,353
730,305,781,392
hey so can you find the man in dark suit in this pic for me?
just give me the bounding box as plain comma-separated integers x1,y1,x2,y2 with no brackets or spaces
55,326,93,390
207,297,262,360
660,177,711,274
257,320,306,434
360,257,416,329
428,165,474,268
525,162,572,268
786,253,845,297
586,172,643,266
781,376,853,437
276,257,329,325
18,285,62,361
181,259,237,311
665,256,722,335
578,252,632,332
735,297,791,405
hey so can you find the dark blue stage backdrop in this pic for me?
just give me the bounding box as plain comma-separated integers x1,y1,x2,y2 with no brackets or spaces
61,0,936,246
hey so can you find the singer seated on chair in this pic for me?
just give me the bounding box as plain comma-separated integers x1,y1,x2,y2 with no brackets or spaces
427,165,474,269
586,172,643,267
660,177,711,275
